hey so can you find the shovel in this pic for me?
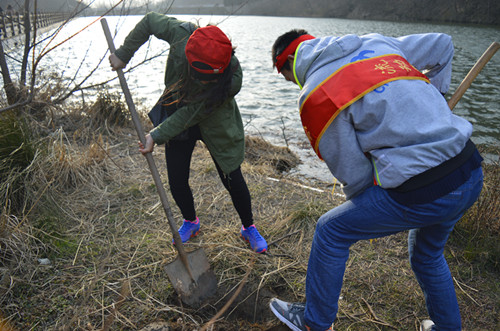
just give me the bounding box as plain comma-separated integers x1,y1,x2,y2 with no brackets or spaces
447,41,500,110
101,18,217,307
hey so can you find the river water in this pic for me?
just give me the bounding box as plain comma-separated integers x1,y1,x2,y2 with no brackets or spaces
4,15,500,183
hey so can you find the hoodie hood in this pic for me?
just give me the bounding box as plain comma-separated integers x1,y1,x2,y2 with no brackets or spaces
294,34,362,88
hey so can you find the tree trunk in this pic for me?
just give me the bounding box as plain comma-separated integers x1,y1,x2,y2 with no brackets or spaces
20,0,31,85
0,40,19,104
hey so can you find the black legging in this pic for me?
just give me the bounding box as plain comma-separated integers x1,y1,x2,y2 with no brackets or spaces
164,126,254,228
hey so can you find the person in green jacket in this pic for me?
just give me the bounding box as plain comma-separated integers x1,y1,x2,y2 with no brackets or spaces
108,12,267,253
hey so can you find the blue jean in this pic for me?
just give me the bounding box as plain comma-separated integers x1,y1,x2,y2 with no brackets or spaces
304,166,483,331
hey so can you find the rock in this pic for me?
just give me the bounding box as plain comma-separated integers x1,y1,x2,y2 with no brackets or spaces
140,322,170,331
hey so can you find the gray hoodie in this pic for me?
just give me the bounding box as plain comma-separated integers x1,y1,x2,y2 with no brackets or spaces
293,33,472,199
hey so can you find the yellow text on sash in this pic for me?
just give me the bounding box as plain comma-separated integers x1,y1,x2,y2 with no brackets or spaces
299,54,430,159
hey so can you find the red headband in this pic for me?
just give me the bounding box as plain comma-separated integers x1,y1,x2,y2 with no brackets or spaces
275,34,315,73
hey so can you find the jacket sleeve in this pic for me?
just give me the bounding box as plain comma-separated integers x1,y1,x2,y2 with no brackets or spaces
114,12,192,64
394,33,454,94
229,56,243,98
149,102,207,144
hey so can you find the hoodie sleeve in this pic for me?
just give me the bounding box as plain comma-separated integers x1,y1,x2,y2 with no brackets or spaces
318,112,374,199
393,33,454,94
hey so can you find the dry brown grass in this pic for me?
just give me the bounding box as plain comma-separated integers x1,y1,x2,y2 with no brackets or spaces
450,145,500,272
0,102,499,331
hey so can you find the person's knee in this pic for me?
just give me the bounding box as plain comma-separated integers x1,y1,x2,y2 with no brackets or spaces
168,177,190,193
409,247,445,272
314,214,347,247
316,207,346,234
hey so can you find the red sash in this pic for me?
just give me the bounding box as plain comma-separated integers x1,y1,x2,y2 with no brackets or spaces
299,54,430,159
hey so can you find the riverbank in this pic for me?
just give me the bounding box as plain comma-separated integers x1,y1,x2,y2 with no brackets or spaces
0,94,499,330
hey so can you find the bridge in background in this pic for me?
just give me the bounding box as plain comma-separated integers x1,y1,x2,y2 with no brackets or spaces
0,11,70,41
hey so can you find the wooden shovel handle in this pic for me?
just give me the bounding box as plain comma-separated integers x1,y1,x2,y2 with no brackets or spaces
100,18,194,279
448,41,500,110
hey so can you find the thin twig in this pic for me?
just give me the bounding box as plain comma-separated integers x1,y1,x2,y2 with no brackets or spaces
453,277,481,306
268,229,302,247
101,279,131,331
362,298,398,329
199,255,256,331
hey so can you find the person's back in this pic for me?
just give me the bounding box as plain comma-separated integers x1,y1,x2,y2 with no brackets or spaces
293,33,473,201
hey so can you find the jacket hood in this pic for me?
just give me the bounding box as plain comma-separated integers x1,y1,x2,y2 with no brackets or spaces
294,34,362,87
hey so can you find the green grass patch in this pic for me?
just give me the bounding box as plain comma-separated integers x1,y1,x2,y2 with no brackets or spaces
0,111,38,212
33,215,79,260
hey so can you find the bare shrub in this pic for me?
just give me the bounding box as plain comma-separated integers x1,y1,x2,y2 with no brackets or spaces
87,91,130,129
452,145,500,270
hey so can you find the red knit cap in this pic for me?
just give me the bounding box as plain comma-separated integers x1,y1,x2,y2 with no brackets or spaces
185,25,232,76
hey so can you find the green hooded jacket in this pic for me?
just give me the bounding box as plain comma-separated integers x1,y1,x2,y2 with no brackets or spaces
114,12,245,174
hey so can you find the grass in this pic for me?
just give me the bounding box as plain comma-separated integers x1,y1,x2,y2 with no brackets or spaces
450,145,500,272
0,111,37,212
0,93,499,330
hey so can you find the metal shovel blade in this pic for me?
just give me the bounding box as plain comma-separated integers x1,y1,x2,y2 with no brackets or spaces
164,248,217,307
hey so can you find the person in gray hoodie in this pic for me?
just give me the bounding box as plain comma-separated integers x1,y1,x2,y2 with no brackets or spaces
268,30,484,331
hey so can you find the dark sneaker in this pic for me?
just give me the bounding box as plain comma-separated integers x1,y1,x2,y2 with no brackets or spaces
269,298,307,331
240,225,268,253
173,217,200,244
270,298,335,331
420,320,435,331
